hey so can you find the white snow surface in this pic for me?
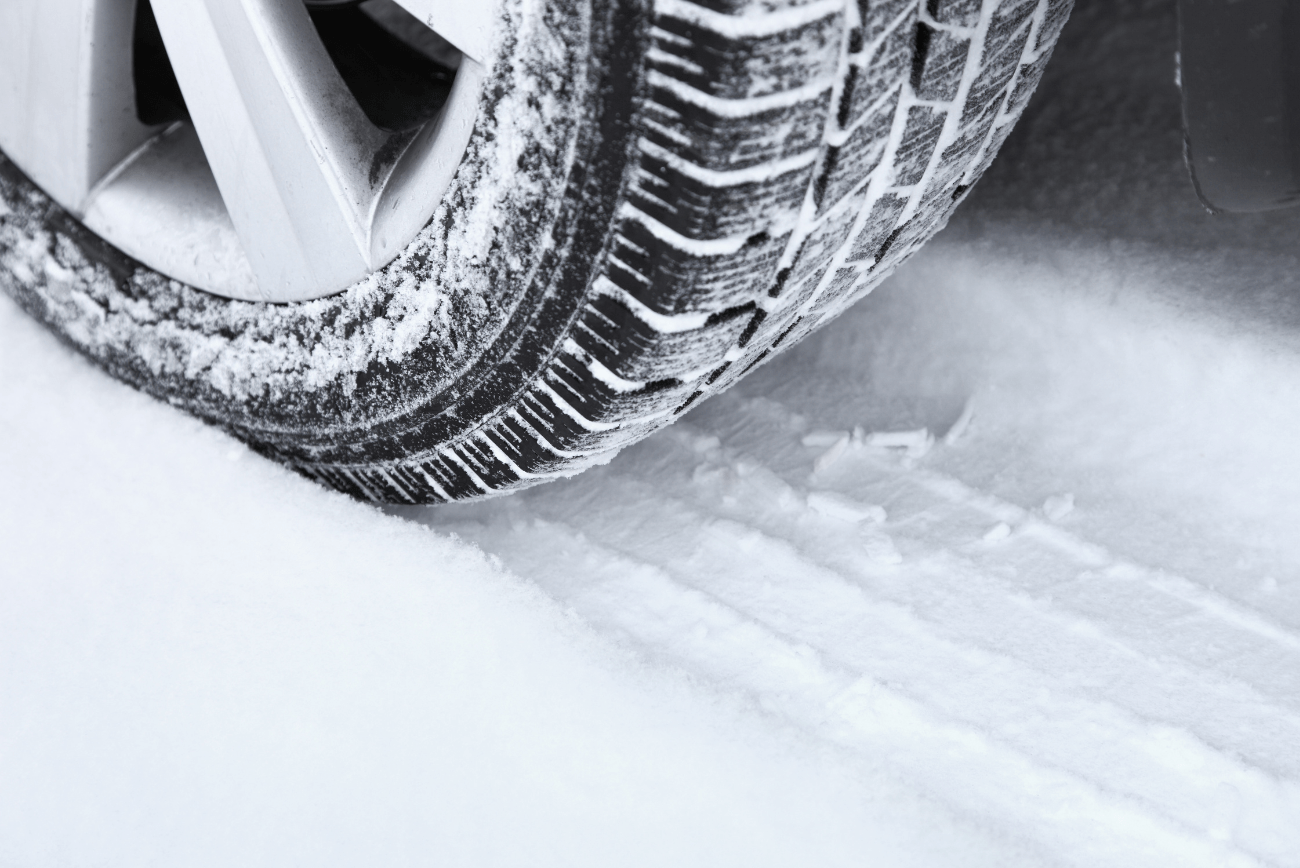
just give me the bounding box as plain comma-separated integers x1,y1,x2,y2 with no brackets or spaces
4,2,1300,865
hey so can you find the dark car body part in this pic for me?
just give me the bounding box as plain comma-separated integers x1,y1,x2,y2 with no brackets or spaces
1178,0,1300,212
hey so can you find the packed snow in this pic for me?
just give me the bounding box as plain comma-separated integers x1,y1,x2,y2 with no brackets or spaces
4,1,1300,866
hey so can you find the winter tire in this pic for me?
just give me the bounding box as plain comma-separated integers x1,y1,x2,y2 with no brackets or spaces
0,0,1072,503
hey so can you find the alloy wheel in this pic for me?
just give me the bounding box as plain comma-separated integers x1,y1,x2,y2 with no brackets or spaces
0,0,492,301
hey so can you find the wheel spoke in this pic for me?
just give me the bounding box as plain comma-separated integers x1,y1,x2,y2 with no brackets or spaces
1,0,486,302
149,0,387,300
0,0,158,211
388,0,497,63
369,55,484,264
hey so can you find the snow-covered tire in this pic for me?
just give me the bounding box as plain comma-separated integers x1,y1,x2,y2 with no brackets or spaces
0,0,1071,503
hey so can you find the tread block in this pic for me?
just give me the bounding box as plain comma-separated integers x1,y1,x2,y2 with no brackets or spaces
377,464,435,501
819,89,898,211
715,339,776,391
749,306,801,353
917,174,965,223
789,193,866,284
1037,0,1072,51
861,0,917,41
983,0,1037,62
839,9,914,128
687,0,830,17
754,265,862,353
892,105,947,185
749,284,816,350
970,114,1016,179
846,192,908,261
608,219,789,315
481,410,654,477
789,258,835,305
961,2,1033,121
938,106,996,174
652,10,843,100
631,151,814,240
410,452,486,501
756,219,857,348
513,386,639,454
911,23,971,102
451,437,524,491
874,202,948,272
364,466,425,502
544,348,697,421
302,466,381,502
758,300,827,358
574,293,755,382
926,0,980,27
1007,43,1052,117
480,415,573,476
808,265,865,318
643,83,832,171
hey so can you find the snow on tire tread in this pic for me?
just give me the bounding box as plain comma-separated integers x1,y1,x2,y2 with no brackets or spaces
301,0,1073,502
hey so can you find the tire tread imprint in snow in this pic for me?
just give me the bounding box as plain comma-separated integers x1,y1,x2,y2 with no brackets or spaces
305,0,1076,502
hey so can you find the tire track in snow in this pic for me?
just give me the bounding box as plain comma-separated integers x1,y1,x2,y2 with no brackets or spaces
419,410,1300,866
430,501,1278,868
689,391,1300,716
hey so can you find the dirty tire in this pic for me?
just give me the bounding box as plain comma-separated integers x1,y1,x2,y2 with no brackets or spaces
0,0,1072,503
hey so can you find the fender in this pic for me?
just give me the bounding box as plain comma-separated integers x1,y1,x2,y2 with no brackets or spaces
1178,0,1300,212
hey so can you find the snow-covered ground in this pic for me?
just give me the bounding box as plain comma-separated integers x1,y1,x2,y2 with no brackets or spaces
4,1,1300,865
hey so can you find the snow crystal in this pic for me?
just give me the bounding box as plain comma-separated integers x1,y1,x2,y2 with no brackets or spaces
807,490,887,523
812,432,850,472
859,427,933,457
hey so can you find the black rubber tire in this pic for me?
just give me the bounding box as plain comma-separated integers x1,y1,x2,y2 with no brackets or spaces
0,0,1071,503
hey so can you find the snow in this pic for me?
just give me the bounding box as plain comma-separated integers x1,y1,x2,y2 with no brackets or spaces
4,1,1300,865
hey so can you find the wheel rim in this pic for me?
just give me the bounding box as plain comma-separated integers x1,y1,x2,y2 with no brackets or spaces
0,0,493,302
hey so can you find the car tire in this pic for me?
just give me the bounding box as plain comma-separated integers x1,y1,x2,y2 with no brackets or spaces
0,0,1072,503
